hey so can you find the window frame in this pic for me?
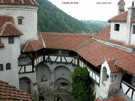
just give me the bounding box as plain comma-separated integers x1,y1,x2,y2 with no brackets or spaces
0,64,3,71
133,25,135,34
8,37,14,44
17,16,24,25
6,63,11,70
114,24,120,31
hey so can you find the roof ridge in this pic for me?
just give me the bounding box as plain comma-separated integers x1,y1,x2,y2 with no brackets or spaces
29,41,36,51
0,22,23,36
108,11,127,22
71,38,95,51
40,32,46,48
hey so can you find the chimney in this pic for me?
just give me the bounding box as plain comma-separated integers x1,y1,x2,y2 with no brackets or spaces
118,0,125,14
126,1,135,44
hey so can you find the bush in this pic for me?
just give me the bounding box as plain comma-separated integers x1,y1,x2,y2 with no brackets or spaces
72,66,95,101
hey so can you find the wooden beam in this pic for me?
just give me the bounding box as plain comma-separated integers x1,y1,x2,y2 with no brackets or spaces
55,56,58,62
19,66,23,73
64,56,67,64
125,88,130,95
131,90,134,99
24,66,26,72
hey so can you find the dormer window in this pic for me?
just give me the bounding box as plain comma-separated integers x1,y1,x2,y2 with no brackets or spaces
133,25,135,34
114,24,120,31
17,16,24,25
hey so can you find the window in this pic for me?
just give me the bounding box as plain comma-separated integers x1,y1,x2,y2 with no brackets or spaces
8,37,14,44
0,64,3,71
17,16,24,25
6,63,11,70
114,24,120,31
133,25,135,34
18,19,22,25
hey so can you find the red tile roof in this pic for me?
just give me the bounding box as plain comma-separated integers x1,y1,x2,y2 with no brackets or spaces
22,32,44,52
118,0,125,5
22,30,135,75
108,11,127,22
0,16,14,28
0,80,32,100
0,22,23,37
131,17,135,23
107,60,122,73
0,0,38,6
41,32,91,50
95,94,126,101
72,37,135,75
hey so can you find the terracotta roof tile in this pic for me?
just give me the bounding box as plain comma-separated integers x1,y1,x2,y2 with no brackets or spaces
0,22,23,37
118,0,125,5
73,37,135,75
108,11,127,22
42,32,91,50
0,16,14,28
22,32,44,52
0,0,38,6
0,80,32,100
107,60,122,73
131,17,135,23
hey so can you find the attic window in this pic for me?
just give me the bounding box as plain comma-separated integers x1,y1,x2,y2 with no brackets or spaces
114,24,120,31
18,16,24,25
133,25,135,34
18,19,22,25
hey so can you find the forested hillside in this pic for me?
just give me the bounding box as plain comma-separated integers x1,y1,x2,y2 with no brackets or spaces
81,20,110,34
36,0,110,34
36,0,89,33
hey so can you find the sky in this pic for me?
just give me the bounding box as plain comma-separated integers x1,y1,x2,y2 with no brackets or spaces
48,0,133,21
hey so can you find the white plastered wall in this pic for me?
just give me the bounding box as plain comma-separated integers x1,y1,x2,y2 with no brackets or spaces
0,5,38,44
0,37,20,88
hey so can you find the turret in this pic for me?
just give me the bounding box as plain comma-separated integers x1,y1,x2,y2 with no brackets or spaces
118,0,125,14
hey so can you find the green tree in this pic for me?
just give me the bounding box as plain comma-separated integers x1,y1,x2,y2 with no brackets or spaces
72,66,95,101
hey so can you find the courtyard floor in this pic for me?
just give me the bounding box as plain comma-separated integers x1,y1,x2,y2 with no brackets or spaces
38,89,77,101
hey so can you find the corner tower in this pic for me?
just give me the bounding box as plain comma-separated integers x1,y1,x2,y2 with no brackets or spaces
0,0,39,44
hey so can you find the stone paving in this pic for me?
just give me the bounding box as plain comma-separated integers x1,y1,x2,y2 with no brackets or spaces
41,89,77,101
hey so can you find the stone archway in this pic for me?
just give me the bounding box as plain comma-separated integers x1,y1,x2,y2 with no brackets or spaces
36,63,51,82
54,66,71,89
19,77,31,94
55,78,70,90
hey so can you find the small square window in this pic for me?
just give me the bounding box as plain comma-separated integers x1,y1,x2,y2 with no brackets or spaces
18,19,22,25
133,25,135,34
114,24,120,31
0,64,3,71
8,37,14,44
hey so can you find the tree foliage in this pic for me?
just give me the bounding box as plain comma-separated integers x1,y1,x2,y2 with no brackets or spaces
36,0,89,33
36,0,109,34
72,66,95,101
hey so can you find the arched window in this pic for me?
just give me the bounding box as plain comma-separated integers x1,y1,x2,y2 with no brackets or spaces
0,64,3,71
102,67,107,86
6,63,11,70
